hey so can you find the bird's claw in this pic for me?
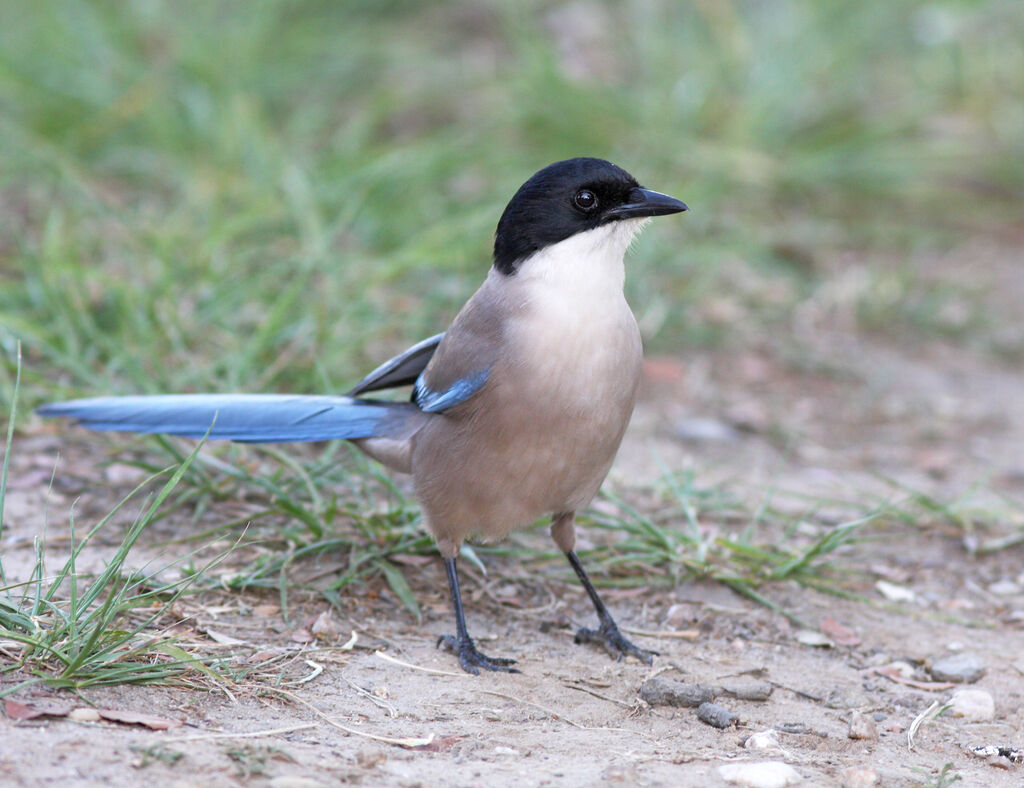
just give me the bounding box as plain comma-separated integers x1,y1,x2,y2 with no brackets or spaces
437,634,519,675
574,620,657,664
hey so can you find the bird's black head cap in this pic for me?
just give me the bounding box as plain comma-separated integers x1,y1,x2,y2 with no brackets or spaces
492,157,686,275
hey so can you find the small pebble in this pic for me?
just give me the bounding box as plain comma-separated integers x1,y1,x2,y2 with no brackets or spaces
862,652,890,668
744,729,783,753
310,609,340,638
948,688,995,721
825,690,868,710
875,580,916,602
871,712,886,722
880,660,917,679
717,761,802,788
840,767,880,787
664,603,693,628
68,708,101,722
719,680,773,702
847,711,878,740
929,653,986,683
697,701,738,729
795,630,833,648
640,677,715,708
673,417,739,443
988,579,1021,596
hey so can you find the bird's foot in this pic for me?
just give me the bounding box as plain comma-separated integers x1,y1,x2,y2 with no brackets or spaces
437,634,519,675
574,620,657,664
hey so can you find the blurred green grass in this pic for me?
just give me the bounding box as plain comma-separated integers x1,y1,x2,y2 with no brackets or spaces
1,1,1021,683
0,0,1021,401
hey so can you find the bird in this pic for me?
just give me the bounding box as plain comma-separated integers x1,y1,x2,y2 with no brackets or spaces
37,157,688,674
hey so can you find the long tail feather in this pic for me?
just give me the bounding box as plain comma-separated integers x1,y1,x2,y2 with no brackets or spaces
36,394,420,444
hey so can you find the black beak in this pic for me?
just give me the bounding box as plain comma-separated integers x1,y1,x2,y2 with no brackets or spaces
606,187,688,220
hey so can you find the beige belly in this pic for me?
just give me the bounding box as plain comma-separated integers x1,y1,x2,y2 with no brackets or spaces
412,305,642,553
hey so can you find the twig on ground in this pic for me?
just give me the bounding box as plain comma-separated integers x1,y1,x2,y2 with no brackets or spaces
374,650,464,677
263,686,436,748
163,723,317,743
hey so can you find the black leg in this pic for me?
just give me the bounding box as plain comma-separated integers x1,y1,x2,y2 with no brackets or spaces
565,550,657,664
436,556,519,675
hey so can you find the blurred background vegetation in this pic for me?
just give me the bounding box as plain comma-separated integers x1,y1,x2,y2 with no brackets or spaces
0,0,1021,402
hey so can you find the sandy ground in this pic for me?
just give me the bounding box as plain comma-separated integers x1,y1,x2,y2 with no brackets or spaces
2,244,1024,787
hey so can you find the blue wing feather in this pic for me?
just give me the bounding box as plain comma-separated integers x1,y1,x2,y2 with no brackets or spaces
412,367,490,414
36,394,416,443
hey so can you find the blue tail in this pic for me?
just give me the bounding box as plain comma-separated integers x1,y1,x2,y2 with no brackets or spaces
36,394,420,444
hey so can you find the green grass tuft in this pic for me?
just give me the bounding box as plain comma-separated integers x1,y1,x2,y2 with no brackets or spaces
0,387,231,693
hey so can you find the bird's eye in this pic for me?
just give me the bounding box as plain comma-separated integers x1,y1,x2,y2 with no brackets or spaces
573,189,598,211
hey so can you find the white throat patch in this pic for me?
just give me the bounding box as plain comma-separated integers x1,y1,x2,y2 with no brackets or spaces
514,218,650,294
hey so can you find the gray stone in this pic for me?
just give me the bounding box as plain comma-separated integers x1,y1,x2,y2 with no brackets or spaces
824,689,868,710
719,680,773,701
697,701,738,729
929,653,986,683
640,677,715,708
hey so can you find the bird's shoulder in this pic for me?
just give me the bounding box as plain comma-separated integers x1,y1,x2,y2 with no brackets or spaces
414,273,509,410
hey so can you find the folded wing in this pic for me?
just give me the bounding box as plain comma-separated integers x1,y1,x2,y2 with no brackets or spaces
347,333,444,396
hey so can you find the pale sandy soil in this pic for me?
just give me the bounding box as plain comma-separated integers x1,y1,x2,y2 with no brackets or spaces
2,244,1023,787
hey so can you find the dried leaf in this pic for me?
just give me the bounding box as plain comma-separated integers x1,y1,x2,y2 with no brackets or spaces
820,617,861,646
205,628,247,646
5,699,72,721
96,708,183,730
310,610,340,638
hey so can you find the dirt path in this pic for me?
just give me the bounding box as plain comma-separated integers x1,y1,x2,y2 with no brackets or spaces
3,248,1024,787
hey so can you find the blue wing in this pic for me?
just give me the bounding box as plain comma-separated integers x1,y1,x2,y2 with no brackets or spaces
412,367,490,414
347,333,444,396
36,394,418,443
